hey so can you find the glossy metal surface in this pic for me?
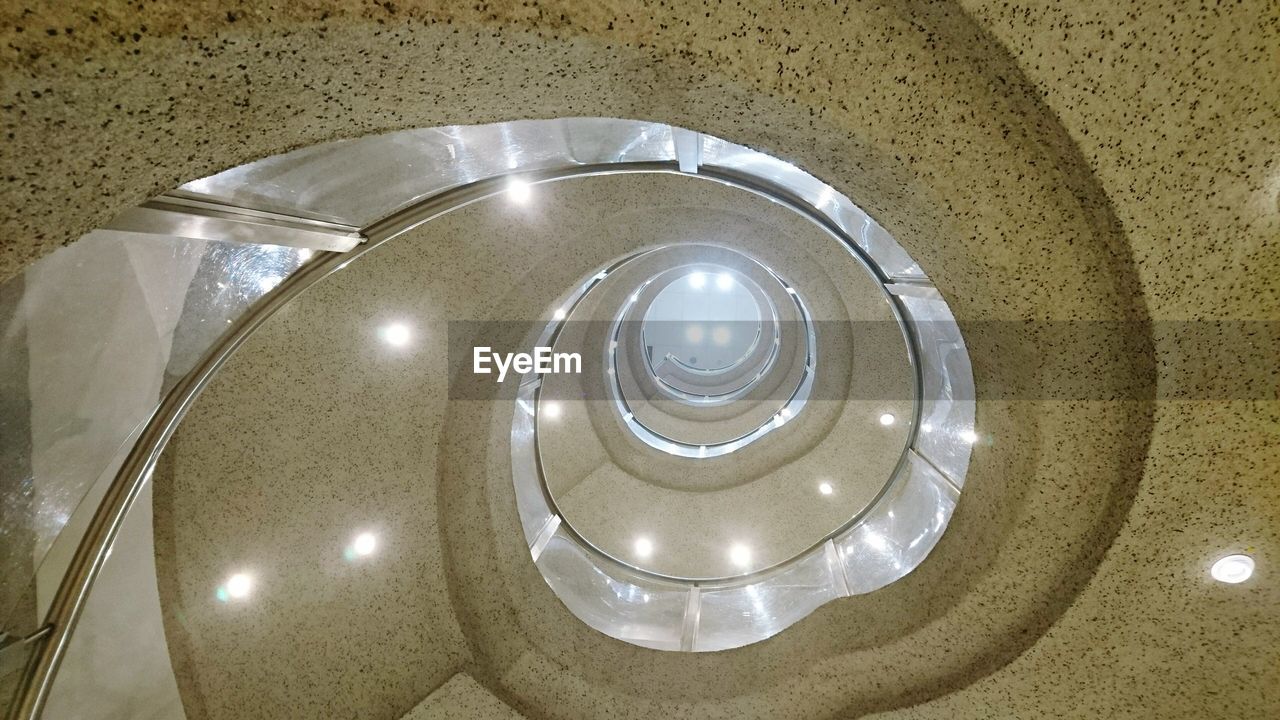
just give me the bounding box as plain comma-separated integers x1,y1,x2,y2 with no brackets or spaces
0,232,309,634
887,284,976,487
485,122,971,650
0,231,312,718
178,118,678,227
7,118,976,716
105,195,364,252
599,248,820,459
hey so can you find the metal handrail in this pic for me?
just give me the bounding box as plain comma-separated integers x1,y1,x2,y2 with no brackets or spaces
10,156,961,712
8,162,681,719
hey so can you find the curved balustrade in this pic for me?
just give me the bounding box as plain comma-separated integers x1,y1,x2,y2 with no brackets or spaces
2,118,973,716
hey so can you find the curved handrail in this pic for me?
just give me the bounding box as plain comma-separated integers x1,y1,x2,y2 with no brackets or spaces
11,119,973,712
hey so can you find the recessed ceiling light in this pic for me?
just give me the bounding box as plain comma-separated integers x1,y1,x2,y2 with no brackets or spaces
634,537,654,558
352,532,377,557
379,322,411,347
818,481,834,495
543,401,563,420
1211,554,1255,584
688,272,707,289
716,272,734,291
729,544,751,567
879,413,895,426
223,573,252,600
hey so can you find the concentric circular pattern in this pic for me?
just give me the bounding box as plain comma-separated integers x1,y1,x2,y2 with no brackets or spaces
150,123,976,681
639,265,774,401
599,245,816,454
483,131,973,652
529,203,916,580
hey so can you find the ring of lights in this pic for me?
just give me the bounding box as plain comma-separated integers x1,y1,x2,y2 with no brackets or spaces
22,121,976,704
491,122,975,651
638,266,779,403
592,245,818,456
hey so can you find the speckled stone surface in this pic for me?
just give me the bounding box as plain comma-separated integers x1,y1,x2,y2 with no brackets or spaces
529,185,913,578
159,164,1139,720
401,673,524,720
2,1,1276,719
151,174,922,715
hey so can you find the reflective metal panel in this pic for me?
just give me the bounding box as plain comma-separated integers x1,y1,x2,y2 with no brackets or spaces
698,135,925,279
535,529,688,651
0,230,308,639
836,450,959,595
40,481,185,720
104,196,363,252
179,119,678,226
888,284,976,487
694,547,842,652
511,383,556,548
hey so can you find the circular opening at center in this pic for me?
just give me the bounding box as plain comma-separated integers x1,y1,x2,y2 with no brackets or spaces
641,267,763,377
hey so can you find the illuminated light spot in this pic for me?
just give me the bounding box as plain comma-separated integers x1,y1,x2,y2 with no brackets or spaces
729,544,752,567
543,401,563,420
380,323,411,347
353,532,377,557
879,413,896,426
865,531,889,552
217,573,253,602
1211,554,1255,584
716,272,734,291
634,537,654,558
507,178,532,204
818,482,834,496
688,272,707,289
816,184,836,208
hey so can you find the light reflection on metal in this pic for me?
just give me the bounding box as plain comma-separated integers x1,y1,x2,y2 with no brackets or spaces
594,252,818,459
104,195,364,251
9,118,976,714
470,122,973,652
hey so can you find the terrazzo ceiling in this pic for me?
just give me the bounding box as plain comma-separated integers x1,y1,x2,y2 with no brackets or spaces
1,1,1276,718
